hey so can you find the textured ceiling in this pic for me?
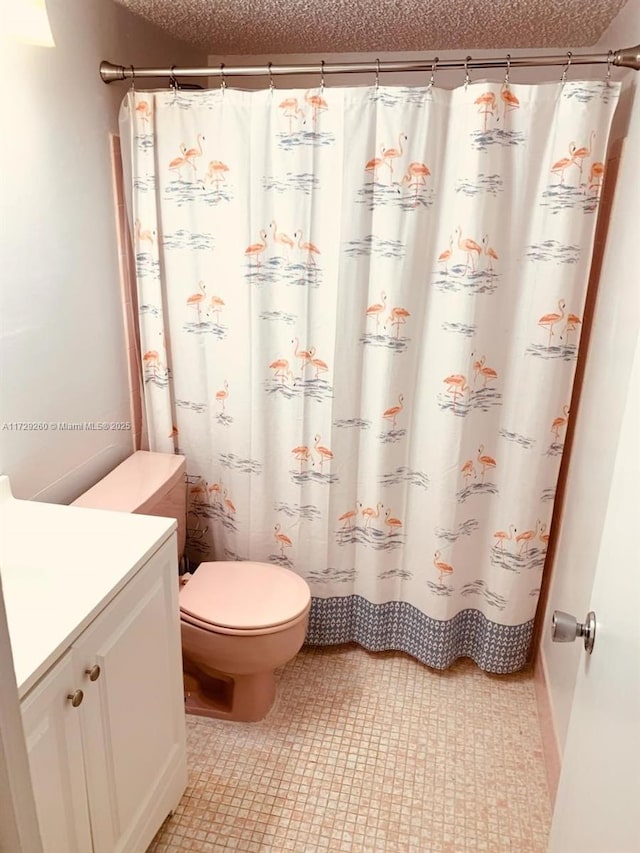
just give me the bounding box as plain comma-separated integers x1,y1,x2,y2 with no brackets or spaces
115,0,629,54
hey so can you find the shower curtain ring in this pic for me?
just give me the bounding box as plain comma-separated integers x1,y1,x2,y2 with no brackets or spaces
320,60,325,92
428,56,438,91
129,65,135,92
464,55,472,89
561,51,572,84
169,65,178,90
375,58,380,91
504,54,511,87
220,63,226,92
606,49,614,86
268,62,275,92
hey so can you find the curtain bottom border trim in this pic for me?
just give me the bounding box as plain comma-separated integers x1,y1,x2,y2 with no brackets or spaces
305,595,533,674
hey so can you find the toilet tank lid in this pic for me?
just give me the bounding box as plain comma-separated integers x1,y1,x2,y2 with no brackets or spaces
71,451,185,513
180,561,311,630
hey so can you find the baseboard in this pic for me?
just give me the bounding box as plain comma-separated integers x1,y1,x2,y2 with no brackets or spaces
533,650,562,806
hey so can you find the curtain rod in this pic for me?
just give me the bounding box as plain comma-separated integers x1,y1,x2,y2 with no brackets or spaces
100,44,640,83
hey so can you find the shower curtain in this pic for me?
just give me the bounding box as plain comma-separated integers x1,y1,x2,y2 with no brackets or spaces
120,76,619,673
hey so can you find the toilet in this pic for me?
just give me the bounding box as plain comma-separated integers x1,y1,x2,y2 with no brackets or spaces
72,451,311,722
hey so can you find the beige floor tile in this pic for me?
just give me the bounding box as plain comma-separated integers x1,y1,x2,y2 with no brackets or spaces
147,645,551,852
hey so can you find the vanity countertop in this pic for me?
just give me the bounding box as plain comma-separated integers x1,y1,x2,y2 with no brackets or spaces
0,475,176,697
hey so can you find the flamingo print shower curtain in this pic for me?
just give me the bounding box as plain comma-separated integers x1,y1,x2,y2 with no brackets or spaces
120,76,619,673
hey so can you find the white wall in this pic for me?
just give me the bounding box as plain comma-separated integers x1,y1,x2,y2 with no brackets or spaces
540,2,640,756
0,0,206,504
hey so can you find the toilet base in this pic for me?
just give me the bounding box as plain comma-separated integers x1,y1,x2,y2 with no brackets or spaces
183,665,276,722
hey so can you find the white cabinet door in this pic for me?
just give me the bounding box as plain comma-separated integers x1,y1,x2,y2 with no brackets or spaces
74,538,187,853
21,651,92,853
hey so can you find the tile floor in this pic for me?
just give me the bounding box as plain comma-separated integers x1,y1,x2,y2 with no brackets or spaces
148,645,551,852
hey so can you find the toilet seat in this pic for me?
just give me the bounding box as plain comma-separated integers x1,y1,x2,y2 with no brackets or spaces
179,561,311,635
180,606,310,637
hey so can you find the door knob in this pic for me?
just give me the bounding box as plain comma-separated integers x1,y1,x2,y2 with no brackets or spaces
552,610,596,654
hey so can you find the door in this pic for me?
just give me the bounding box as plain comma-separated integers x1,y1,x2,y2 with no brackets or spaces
74,537,187,853
21,651,92,853
548,336,640,851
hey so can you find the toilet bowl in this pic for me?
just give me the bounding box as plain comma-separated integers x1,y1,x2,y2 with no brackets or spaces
180,560,310,721
72,451,311,722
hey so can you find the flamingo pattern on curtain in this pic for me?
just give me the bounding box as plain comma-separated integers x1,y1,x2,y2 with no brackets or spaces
119,76,619,673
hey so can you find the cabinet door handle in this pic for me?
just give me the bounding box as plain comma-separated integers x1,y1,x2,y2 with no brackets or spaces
84,664,101,682
67,689,84,708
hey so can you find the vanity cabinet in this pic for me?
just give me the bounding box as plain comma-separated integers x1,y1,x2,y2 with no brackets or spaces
20,538,186,853
0,472,189,853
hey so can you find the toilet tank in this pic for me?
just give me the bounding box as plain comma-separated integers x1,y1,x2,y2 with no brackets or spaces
72,451,187,557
